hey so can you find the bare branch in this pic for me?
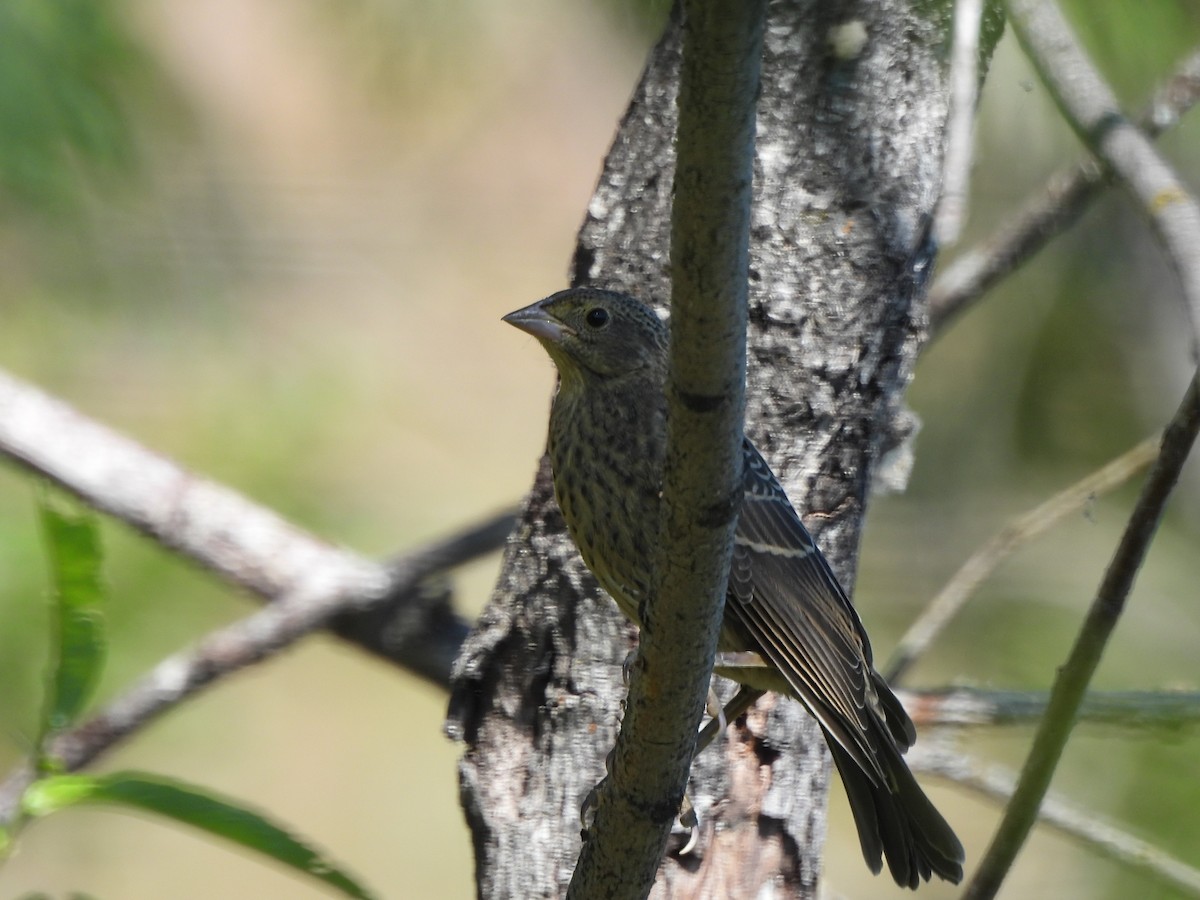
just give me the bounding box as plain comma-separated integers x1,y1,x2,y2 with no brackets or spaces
903,687,1200,731
964,364,1200,898
934,17,1200,887
0,364,519,828
1006,2,1200,354
329,508,515,670
929,48,1200,335
960,7,1200,890
0,368,350,597
0,512,512,827
0,366,501,683
883,434,1159,683
935,0,985,245
915,748,1200,897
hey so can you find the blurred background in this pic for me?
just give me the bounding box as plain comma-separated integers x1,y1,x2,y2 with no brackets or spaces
0,1,1196,898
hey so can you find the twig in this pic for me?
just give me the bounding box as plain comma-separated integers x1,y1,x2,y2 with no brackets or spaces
0,515,512,828
962,6,1200,891
935,0,985,244
1025,60,1200,349
329,509,515,663
0,367,510,685
915,748,1200,897
1010,5,1200,353
929,48,1200,335
883,434,1159,683
902,687,1200,731
963,366,1200,898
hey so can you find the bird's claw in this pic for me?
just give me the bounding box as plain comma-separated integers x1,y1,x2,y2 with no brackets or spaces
674,794,700,856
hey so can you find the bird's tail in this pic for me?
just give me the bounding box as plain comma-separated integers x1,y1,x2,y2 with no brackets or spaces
828,735,965,889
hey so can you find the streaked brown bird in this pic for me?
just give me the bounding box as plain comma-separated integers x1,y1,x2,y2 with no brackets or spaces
503,287,964,889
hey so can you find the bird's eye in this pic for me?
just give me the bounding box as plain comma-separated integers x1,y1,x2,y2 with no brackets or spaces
584,307,610,328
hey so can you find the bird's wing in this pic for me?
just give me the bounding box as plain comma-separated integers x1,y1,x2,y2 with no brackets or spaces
726,440,887,783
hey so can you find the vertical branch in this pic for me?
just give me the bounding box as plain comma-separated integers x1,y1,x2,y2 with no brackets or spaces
883,435,1160,683
565,0,765,895
936,0,985,244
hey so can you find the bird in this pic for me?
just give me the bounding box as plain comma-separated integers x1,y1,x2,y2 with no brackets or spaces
502,286,964,889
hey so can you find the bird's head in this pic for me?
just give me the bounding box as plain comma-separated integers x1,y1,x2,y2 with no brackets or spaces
503,288,668,384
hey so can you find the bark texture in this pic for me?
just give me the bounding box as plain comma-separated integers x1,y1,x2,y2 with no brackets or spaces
447,1,952,896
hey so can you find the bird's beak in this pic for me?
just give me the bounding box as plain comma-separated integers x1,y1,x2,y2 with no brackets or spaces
502,301,572,344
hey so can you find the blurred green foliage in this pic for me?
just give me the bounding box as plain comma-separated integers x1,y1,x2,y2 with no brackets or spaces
1064,0,1200,103
0,0,156,214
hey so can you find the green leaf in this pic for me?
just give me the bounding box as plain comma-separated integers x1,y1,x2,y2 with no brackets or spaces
38,494,106,743
23,773,377,900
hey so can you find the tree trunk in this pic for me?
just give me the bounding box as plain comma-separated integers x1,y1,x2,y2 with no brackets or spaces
447,1,952,895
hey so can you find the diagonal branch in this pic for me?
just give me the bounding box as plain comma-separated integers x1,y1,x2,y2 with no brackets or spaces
929,48,1200,335
0,367,506,685
1007,5,1200,353
962,4,1200,891
964,367,1200,898
0,509,512,827
915,748,1200,897
883,434,1159,683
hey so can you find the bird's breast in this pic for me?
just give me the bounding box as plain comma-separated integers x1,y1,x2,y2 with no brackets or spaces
547,382,665,624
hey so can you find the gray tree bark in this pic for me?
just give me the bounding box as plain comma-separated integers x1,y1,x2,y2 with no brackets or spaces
447,1,953,896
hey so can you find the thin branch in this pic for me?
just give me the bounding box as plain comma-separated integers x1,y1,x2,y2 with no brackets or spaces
565,1,764,895
929,48,1200,335
0,366,509,684
902,687,1200,731
948,13,1200,889
883,434,1159,683
0,515,509,828
328,509,515,665
964,367,1200,899
1018,26,1200,348
1011,4,1200,353
935,0,985,244
915,748,1200,898
0,368,356,598
962,8,1200,891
